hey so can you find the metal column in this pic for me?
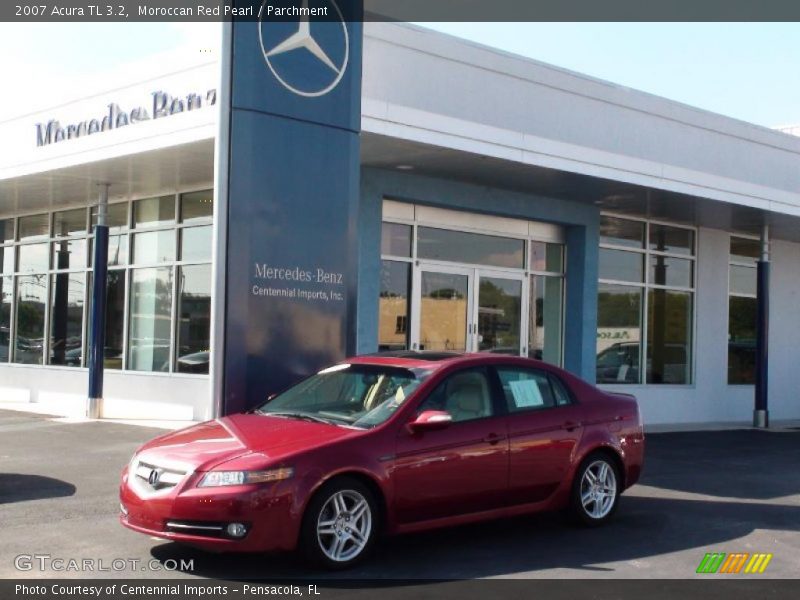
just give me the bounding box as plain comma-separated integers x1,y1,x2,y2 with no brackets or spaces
753,223,770,428
87,183,110,418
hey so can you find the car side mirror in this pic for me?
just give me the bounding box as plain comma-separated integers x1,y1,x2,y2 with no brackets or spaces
408,410,452,433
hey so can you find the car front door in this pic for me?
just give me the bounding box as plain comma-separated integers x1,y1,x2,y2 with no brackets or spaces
494,365,584,505
393,367,509,524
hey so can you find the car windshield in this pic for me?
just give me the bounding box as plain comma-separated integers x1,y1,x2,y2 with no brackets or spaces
255,364,431,429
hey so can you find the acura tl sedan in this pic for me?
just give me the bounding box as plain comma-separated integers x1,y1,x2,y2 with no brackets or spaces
120,352,644,568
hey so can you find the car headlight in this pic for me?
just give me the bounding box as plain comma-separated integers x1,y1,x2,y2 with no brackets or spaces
197,467,294,488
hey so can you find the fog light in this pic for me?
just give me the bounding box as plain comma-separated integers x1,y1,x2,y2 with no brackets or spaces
226,523,247,538
120,503,128,516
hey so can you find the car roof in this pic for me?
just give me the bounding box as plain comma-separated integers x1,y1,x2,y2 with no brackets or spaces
345,351,554,371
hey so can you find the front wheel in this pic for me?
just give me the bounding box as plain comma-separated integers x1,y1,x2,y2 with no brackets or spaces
300,477,378,569
570,452,621,526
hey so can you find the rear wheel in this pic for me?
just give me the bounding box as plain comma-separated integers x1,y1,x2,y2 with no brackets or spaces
300,477,378,569
570,452,620,526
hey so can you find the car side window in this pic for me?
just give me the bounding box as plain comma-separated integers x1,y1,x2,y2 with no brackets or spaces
549,374,573,407
416,369,494,423
497,367,559,412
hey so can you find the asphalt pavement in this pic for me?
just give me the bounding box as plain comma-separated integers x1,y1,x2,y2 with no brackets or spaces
0,409,798,580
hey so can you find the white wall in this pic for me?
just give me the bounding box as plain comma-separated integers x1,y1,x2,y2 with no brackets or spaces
0,365,209,421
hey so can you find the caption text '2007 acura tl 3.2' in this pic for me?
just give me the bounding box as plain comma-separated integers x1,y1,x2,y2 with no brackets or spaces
120,352,645,569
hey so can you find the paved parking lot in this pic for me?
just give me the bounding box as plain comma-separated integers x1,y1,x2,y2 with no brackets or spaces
0,409,798,579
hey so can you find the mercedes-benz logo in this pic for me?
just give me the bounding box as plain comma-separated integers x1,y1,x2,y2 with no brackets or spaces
258,0,349,97
148,469,161,486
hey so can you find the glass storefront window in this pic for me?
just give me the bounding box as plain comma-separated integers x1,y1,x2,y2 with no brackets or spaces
91,202,129,232
2,191,212,374
1,246,14,274
128,267,173,372
104,270,126,370
477,276,522,354
419,271,469,351
132,230,176,264
646,289,692,384
649,255,693,288
49,272,85,366
181,226,212,262
730,237,759,264
418,227,524,269
529,275,563,364
14,275,47,364
381,223,412,257
728,236,757,385
51,238,86,271
17,243,49,273
1,219,13,244
53,209,87,237
728,296,756,385
649,223,694,255
176,265,211,374
1,276,11,361
89,235,129,267
180,190,214,224
378,261,411,351
730,264,757,296
599,248,643,283
18,214,49,241
133,195,175,228
598,215,695,385
529,242,564,273
600,216,644,248
597,284,643,384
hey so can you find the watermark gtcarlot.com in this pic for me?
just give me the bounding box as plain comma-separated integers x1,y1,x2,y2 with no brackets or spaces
14,554,194,573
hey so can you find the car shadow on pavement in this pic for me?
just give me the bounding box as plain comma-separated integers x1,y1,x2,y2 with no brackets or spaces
639,430,800,500
149,494,800,580
0,473,76,504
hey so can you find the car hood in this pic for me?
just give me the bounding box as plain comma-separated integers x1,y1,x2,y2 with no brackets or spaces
134,413,363,472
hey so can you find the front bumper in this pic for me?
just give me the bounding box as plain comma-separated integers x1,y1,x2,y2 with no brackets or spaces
119,468,300,553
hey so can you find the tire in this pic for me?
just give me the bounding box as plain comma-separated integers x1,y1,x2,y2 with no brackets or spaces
300,477,379,569
570,451,621,527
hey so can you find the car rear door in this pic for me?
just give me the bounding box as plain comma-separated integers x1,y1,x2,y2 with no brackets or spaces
392,367,510,524
493,365,584,505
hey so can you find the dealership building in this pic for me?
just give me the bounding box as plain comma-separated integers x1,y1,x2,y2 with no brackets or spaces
1,20,799,427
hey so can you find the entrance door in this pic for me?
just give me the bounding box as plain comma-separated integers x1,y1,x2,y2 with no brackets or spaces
474,270,524,356
411,266,525,355
413,266,473,352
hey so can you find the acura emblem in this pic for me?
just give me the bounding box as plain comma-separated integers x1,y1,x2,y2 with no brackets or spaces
148,469,161,486
258,0,349,97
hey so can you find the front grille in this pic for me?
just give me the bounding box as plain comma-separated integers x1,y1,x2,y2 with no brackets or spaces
133,460,187,492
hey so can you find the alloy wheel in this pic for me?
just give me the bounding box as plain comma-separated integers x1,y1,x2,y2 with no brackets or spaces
579,459,617,519
316,489,373,562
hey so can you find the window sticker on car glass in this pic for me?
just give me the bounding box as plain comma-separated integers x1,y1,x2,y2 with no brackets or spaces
509,380,545,407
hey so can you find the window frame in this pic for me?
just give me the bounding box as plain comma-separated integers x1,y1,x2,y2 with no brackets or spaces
491,364,575,415
598,212,697,386
0,185,213,376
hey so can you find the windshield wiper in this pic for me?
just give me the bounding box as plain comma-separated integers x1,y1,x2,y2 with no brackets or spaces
264,411,338,425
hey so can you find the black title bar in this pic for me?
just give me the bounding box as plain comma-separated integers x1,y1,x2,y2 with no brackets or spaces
5,0,800,22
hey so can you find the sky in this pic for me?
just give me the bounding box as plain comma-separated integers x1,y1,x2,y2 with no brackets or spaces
1,22,799,128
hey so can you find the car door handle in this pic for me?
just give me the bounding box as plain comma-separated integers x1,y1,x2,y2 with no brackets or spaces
483,433,504,445
562,421,581,432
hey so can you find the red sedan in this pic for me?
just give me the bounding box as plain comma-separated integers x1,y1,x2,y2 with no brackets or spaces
120,352,644,568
